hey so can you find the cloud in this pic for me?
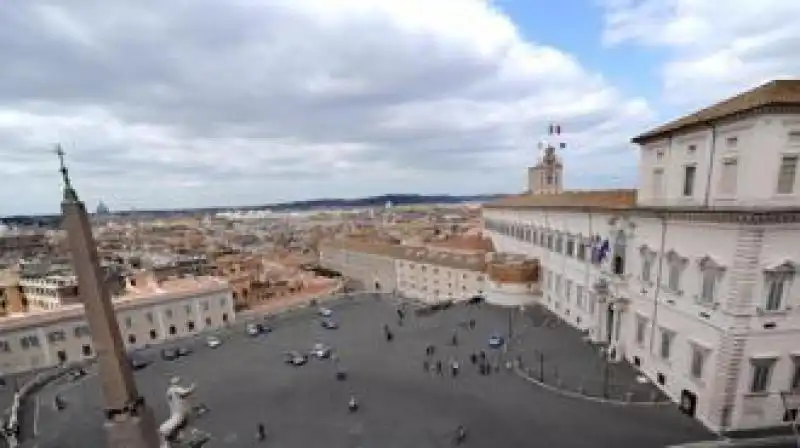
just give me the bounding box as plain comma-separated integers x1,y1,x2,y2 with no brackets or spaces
0,0,652,214
601,0,800,106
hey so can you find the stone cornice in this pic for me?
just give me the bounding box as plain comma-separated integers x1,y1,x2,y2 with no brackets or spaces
485,206,800,225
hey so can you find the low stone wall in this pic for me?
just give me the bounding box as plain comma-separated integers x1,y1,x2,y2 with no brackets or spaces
3,360,94,446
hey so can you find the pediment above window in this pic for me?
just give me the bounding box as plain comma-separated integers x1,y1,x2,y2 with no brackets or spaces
665,249,688,264
764,259,797,274
698,255,725,271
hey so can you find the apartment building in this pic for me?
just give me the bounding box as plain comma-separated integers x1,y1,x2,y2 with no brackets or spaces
483,80,800,433
319,238,539,305
0,277,235,374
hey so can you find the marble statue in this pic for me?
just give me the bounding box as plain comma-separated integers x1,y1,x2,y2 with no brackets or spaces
159,376,205,448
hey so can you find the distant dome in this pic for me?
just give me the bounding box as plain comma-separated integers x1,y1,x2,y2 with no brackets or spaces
96,201,110,215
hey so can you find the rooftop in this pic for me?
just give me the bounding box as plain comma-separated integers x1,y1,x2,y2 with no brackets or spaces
322,239,487,271
632,79,800,144
483,189,637,211
0,276,229,332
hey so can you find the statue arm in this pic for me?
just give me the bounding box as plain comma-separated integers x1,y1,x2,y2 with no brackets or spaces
177,384,196,397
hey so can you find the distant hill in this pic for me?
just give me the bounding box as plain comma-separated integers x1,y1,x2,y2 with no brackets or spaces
1,193,504,224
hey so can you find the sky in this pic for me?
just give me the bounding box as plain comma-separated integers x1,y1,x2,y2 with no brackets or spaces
1,0,799,215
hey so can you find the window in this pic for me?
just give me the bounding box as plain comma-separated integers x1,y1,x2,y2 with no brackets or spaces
187,321,195,331
205,317,212,326
690,344,708,379
666,251,686,292
656,150,664,160
149,329,157,340
127,334,137,345
555,234,564,254
168,325,177,335
565,280,572,302
641,257,653,283
716,158,738,196
74,325,91,338
555,275,562,295
184,304,192,314
0,340,9,353
683,165,696,197
659,328,674,360
566,238,575,257
82,344,92,356
635,315,648,346
576,285,584,309
750,359,776,393
47,330,66,343
777,155,798,194
699,256,724,304
687,144,696,153
20,335,40,350
577,241,586,261
124,316,132,328
165,308,174,319
547,233,553,251
726,136,738,148
764,264,794,311
652,168,665,197
145,312,154,324
791,357,800,391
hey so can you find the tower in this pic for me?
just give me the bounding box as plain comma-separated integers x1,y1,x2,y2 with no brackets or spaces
527,123,565,195
56,145,159,448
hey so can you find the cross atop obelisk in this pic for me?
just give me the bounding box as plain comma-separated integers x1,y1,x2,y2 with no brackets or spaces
54,144,79,202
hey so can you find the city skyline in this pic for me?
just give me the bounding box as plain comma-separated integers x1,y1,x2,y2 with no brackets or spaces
1,0,799,215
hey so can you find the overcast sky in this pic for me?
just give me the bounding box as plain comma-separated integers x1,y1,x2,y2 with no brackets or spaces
1,0,798,215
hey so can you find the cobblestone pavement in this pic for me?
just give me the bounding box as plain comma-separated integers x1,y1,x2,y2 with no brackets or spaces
26,295,714,448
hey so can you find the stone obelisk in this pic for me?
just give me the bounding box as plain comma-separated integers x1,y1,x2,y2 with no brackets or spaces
57,145,159,448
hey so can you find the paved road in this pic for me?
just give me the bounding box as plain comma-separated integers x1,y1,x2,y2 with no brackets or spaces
28,296,714,448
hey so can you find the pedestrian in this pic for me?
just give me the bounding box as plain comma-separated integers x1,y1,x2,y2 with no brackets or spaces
436,360,443,375
423,359,430,372
451,331,458,346
468,318,476,330
451,360,460,377
386,330,394,342
470,353,477,364
256,423,266,441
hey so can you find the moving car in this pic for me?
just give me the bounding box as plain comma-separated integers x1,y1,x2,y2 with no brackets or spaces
206,336,222,348
246,323,263,336
311,343,332,359
320,319,339,330
284,351,308,366
488,334,505,349
318,308,333,317
127,352,150,370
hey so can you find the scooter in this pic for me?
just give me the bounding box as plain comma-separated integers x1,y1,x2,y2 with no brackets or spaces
348,396,359,412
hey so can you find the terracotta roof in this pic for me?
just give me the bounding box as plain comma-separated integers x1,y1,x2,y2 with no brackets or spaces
633,79,800,144
483,189,636,210
320,239,486,271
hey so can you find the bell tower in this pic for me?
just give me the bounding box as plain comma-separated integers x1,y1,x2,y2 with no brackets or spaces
527,123,564,195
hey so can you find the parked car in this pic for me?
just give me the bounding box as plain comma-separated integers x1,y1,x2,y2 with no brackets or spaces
467,295,484,305
320,319,339,330
206,336,222,348
176,346,193,357
311,343,332,359
488,334,505,349
246,323,263,336
318,308,333,317
127,352,150,370
284,351,308,366
161,348,178,361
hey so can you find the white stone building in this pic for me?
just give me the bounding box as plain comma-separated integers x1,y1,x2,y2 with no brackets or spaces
0,277,235,374
483,80,800,433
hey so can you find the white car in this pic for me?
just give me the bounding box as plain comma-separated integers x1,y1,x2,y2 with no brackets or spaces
206,336,222,348
318,308,333,317
311,343,332,359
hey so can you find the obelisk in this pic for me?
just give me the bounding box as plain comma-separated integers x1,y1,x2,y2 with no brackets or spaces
57,145,159,448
